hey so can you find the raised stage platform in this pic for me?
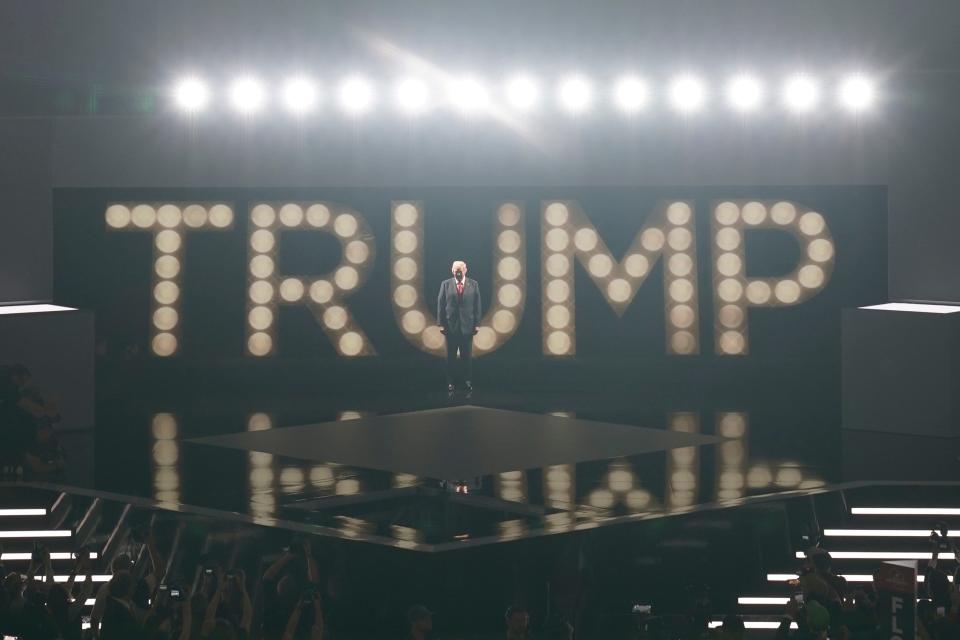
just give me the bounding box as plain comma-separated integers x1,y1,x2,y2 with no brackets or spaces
190,405,719,479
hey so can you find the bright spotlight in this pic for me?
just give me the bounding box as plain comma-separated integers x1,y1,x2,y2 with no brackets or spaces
338,76,374,114
504,75,539,111
613,76,649,113
783,74,820,113
173,77,209,113
229,76,266,114
447,76,489,114
838,74,876,112
726,74,763,112
557,75,592,114
395,77,430,115
669,75,706,113
281,77,319,114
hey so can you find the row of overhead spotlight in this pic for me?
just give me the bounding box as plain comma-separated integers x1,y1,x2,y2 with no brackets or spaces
172,72,877,117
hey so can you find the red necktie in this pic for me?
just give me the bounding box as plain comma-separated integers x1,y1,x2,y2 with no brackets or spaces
457,282,464,296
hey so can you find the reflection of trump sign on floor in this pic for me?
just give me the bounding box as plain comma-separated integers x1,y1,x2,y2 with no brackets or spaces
876,561,915,640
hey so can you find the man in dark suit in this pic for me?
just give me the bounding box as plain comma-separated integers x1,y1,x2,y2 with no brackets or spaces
437,260,481,396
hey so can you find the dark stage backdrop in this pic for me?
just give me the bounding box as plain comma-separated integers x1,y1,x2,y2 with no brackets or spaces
53,186,885,385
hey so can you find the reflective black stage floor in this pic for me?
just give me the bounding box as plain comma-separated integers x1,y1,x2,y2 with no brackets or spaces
81,362,959,551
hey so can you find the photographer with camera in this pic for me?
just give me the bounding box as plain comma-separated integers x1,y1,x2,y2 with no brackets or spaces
26,542,55,597
98,571,144,639
504,604,532,640
259,536,321,639
89,553,140,637
0,364,36,472
201,567,252,639
45,583,82,640
22,421,67,477
92,519,167,634
0,571,25,637
835,587,878,639
129,520,168,612
952,564,960,626
777,595,831,640
925,523,957,610
143,582,193,640
281,588,324,640
0,364,67,478
64,547,95,603
805,548,846,603
539,612,574,640
46,550,96,640
206,567,249,633
0,544,56,639
914,524,960,640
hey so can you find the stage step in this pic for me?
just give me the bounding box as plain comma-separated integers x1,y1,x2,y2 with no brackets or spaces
824,528,960,537
732,495,960,621
766,572,947,583
850,507,960,516
710,618,796,630
0,551,97,561
0,508,46,516
794,550,953,560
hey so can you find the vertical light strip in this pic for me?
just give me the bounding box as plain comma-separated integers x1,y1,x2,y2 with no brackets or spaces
334,411,363,496
481,202,527,354
310,464,336,491
106,202,234,356
541,200,699,356
390,201,526,356
498,519,528,540
151,208,184,357
247,412,276,524
711,200,834,355
588,458,654,515
246,202,377,357
497,470,528,503
747,463,774,490
715,412,748,501
540,201,576,357
391,524,423,549
279,466,306,495
151,413,180,510
606,458,637,505
393,473,420,489
662,203,700,355
335,478,361,496
543,464,575,510
666,412,699,509
543,412,575,511
390,201,441,353
337,516,374,539
309,411,361,493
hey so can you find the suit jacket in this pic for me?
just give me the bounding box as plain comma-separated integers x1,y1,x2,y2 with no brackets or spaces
437,277,482,335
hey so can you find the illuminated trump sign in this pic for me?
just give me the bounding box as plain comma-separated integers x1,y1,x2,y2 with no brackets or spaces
100,193,843,359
